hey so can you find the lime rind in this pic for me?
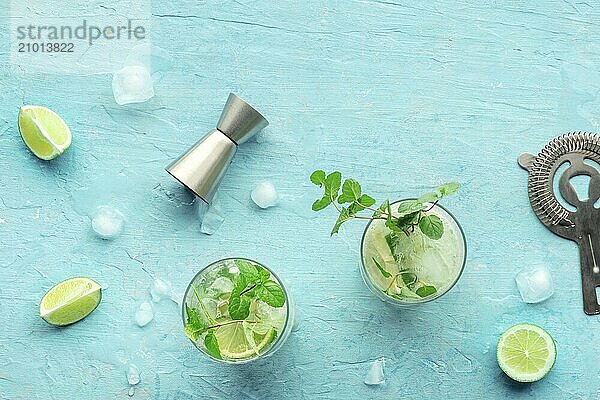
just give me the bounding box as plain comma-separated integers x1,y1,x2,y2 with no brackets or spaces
496,323,556,383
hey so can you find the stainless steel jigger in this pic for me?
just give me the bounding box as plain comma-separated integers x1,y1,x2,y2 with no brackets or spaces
165,93,269,203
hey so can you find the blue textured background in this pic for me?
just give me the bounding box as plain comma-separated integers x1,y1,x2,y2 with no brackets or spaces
2,1,600,399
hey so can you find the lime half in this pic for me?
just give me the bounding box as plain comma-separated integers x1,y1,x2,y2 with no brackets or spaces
40,277,102,326
214,323,277,360
497,323,556,382
18,105,72,160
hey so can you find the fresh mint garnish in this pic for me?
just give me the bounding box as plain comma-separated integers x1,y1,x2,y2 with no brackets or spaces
256,280,285,307
416,285,437,297
419,214,444,240
204,330,222,359
184,303,208,341
372,257,391,278
311,170,459,300
228,289,251,320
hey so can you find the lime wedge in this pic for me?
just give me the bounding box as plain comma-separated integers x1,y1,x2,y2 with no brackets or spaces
40,277,102,326
214,323,277,360
497,323,556,382
18,105,72,160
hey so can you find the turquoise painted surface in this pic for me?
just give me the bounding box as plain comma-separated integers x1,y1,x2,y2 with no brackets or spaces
2,1,600,399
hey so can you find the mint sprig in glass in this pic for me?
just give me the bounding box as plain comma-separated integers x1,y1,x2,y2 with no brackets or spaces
182,258,294,363
311,170,466,304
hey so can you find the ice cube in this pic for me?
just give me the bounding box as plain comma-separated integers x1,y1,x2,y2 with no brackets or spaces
135,302,154,327
209,277,234,294
150,278,172,302
126,364,140,385
200,206,224,235
515,265,554,303
364,357,385,386
251,181,279,209
91,205,124,239
112,65,155,105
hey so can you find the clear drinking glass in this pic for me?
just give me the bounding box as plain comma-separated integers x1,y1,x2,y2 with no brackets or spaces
182,258,295,363
360,200,467,305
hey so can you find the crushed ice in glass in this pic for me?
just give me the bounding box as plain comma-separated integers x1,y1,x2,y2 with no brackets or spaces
150,278,172,302
91,205,124,239
364,357,385,386
251,181,279,209
127,364,140,385
112,65,155,105
515,265,554,303
209,276,234,294
200,205,224,235
135,302,154,327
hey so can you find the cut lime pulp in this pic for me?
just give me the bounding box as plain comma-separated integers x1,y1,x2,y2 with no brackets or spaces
496,323,556,382
40,277,102,326
18,105,72,160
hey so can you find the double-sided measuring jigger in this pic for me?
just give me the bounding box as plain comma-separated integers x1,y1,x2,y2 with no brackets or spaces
166,93,269,203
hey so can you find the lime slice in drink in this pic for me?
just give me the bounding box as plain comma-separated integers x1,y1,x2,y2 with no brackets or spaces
18,105,72,160
40,277,102,326
496,323,556,382
214,323,277,360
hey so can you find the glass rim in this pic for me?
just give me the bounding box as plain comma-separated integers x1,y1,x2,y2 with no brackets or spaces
181,257,292,364
359,198,467,305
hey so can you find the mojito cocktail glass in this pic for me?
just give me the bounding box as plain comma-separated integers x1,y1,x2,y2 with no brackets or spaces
360,200,466,304
182,258,294,363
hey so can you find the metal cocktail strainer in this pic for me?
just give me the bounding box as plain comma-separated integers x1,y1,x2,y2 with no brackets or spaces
519,132,600,315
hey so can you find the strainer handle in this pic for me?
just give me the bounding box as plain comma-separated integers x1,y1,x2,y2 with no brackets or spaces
579,232,600,315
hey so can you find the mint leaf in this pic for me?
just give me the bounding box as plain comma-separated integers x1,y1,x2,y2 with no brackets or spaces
324,171,342,199
331,207,351,235
338,178,361,203
310,170,326,186
400,272,417,285
256,280,285,307
347,202,364,215
396,200,423,217
228,292,251,320
438,182,460,197
358,194,376,207
372,257,391,278
255,264,271,283
418,191,439,203
416,285,437,297
228,295,250,319
394,210,420,231
373,200,390,218
384,233,396,255
418,214,444,240
204,330,222,359
183,304,208,341
235,259,259,283
312,196,332,211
